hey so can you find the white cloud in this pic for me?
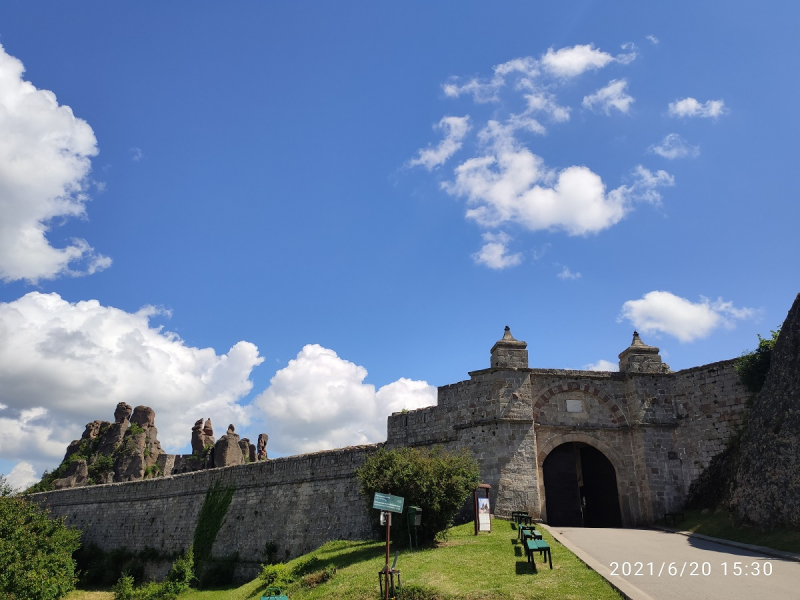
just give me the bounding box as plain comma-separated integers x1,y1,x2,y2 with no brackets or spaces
130,147,143,161
582,359,618,372
649,133,700,160
583,79,634,115
0,292,264,473
557,266,581,280
646,35,659,45
443,123,673,236
4,461,38,492
472,231,523,269
619,291,755,342
255,345,436,456
0,43,110,283
408,116,471,170
541,44,615,78
668,97,727,118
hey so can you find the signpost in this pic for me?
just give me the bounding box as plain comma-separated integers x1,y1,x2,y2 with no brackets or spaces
373,493,404,600
474,483,492,534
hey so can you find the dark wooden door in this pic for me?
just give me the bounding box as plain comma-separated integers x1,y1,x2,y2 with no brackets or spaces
542,443,583,526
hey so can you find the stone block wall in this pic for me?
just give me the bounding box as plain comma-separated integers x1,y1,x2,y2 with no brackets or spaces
32,444,379,581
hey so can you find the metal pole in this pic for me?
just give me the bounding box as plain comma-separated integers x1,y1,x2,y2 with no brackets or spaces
385,511,391,600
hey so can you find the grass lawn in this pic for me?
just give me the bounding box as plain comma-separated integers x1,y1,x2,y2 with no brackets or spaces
677,509,800,554
68,519,622,599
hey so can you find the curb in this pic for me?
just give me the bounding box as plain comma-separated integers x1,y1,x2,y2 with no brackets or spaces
649,525,800,564
539,524,655,600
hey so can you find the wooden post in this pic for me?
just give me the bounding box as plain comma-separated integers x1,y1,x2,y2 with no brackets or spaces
384,511,391,600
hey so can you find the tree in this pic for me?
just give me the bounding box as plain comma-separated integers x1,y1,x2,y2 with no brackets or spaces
735,328,780,393
356,446,480,545
0,474,82,600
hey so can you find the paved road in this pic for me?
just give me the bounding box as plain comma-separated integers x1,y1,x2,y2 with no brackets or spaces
543,525,800,600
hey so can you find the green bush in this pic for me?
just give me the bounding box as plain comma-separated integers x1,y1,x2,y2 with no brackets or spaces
0,475,82,600
356,446,480,545
112,547,194,600
259,563,292,587
735,328,780,393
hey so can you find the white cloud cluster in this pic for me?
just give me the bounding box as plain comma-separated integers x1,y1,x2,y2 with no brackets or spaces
557,266,581,280
668,97,727,118
582,359,618,372
472,231,522,269
541,44,616,78
0,292,264,475
649,133,700,160
255,344,436,456
582,79,634,115
408,116,471,170
619,291,755,342
443,125,674,236
0,43,110,283
4,461,38,492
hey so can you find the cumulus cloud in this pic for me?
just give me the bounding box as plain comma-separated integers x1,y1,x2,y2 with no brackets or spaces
0,44,110,283
408,116,471,170
649,133,700,159
443,124,673,236
4,461,38,492
583,79,634,115
668,97,727,118
0,292,264,473
541,44,616,78
557,266,581,280
472,231,523,269
619,291,755,342
255,345,436,456
582,359,618,372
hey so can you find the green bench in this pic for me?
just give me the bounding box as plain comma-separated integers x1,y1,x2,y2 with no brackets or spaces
261,587,289,600
517,524,542,540
523,537,552,571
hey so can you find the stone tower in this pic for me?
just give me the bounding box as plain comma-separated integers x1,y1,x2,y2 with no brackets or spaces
490,326,529,369
618,331,671,374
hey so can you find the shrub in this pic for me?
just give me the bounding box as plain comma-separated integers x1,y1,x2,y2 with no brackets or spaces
356,446,480,545
259,563,292,587
735,328,780,393
0,475,82,599
112,548,194,600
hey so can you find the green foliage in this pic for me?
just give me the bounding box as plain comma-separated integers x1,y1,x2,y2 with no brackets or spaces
0,474,82,599
128,422,145,436
112,548,195,600
88,454,115,482
192,481,235,587
356,446,481,545
735,328,780,393
74,544,182,587
258,556,333,590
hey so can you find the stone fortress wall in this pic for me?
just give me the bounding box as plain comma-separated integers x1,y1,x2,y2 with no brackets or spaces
34,445,378,581
32,326,754,580
386,329,749,526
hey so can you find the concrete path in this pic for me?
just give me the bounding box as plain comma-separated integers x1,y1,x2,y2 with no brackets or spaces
542,525,800,600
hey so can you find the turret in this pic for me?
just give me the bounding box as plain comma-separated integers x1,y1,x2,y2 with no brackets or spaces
490,326,528,369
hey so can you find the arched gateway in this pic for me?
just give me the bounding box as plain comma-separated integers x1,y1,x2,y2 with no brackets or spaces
542,442,622,527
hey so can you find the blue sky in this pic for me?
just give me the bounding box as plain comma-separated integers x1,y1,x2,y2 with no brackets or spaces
1,2,798,489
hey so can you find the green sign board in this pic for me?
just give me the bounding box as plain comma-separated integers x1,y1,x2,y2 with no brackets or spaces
373,492,404,513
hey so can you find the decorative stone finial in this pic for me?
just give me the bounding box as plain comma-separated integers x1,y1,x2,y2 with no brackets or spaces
618,331,670,374
490,326,528,369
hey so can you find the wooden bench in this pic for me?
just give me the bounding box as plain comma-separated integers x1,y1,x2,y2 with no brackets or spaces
261,588,289,600
518,525,542,540
511,511,530,525
524,537,552,571
664,512,684,527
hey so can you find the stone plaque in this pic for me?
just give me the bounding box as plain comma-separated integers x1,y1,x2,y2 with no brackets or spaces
565,399,583,413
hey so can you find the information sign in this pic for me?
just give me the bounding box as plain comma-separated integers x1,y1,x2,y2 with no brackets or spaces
373,492,404,513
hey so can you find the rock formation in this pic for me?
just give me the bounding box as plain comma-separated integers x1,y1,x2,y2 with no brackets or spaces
215,425,244,467
732,293,800,529
257,433,269,460
114,405,166,482
191,417,215,454
50,403,165,489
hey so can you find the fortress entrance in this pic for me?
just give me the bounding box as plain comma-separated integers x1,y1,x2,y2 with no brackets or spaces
542,442,622,527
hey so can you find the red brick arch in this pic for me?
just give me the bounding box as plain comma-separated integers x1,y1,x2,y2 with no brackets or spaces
532,382,628,426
